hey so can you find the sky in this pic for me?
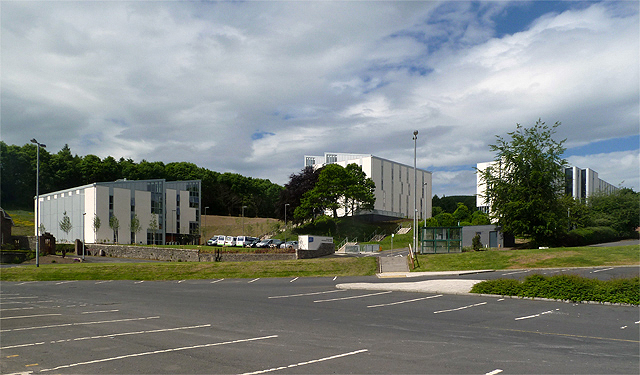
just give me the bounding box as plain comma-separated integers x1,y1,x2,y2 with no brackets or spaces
2,1,638,197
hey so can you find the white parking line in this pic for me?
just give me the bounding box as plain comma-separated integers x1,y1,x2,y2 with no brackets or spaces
39,335,279,372
211,279,225,284
485,370,503,375
1,313,62,320
433,302,487,314
269,290,346,299
81,310,119,314
248,278,260,283
1,324,212,350
314,291,392,303
95,280,113,284
0,296,38,300
55,281,77,285
239,349,368,375
333,276,337,281
515,309,559,321
501,270,529,275
0,316,160,332
591,267,614,273
0,307,34,312
368,294,442,308
290,277,298,283
134,280,144,284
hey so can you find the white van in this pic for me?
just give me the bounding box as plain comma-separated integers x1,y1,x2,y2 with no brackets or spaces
235,236,257,247
224,236,236,247
215,235,226,246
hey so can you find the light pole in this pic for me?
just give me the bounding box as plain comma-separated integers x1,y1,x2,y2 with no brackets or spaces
82,213,86,260
412,130,418,257
284,203,290,245
423,182,428,229
242,206,247,236
31,138,46,267
203,206,208,244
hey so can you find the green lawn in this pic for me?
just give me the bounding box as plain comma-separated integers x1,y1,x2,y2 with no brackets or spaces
414,244,639,272
0,257,378,281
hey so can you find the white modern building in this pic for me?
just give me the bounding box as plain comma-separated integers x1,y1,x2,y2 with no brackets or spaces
35,179,201,245
476,161,618,212
304,153,432,220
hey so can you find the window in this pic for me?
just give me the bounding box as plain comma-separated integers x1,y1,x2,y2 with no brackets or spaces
326,154,337,164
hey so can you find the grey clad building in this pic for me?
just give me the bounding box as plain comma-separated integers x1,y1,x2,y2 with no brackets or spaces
35,179,201,245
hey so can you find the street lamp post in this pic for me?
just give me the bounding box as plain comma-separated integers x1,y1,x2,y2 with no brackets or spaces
284,203,290,245
423,182,428,230
203,206,208,244
82,213,86,260
31,138,46,267
412,130,418,257
242,206,247,236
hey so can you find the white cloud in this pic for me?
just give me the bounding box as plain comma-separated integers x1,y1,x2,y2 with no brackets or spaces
1,1,637,196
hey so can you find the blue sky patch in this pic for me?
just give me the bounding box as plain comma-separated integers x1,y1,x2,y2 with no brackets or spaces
565,135,640,157
251,131,275,140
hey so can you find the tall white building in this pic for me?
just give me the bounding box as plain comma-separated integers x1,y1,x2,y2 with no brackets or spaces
35,179,201,245
476,161,618,212
304,153,432,220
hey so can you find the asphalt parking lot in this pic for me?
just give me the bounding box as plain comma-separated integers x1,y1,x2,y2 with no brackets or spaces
2,267,638,374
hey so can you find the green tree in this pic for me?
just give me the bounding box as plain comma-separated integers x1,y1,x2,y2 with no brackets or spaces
92,214,101,243
149,214,159,245
479,119,567,246
130,213,141,243
109,215,120,243
59,211,73,242
296,163,375,220
453,202,471,223
470,210,491,225
588,188,640,236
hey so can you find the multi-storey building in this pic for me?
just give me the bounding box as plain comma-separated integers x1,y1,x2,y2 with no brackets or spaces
304,153,432,220
35,179,201,245
476,161,618,212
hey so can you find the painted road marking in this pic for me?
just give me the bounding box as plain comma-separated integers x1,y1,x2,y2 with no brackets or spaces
368,294,443,308
333,276,337,281
433,302,487,314
269,290,345,299
248,278,260,283
0,307,35,312
501,270,529,275
95,280,113,284
211,279,224,284
0,316,160,332
239,349,369,375
55,281,77,285
0,296,38,300
134,281,144,284
290,277,298,283
1,313,62,320
81,310,119,314
314,291,392,303
591,267,614,273
1,324,212,350
486,370,503,375
515,309,559,321
39,335,279,372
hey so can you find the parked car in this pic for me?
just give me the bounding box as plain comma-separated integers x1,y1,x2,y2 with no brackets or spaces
245,238,260,248
224,236,236,247
280,241,298,250
215,235,226,246
236,236,257,247
206,236,220,246
269,239,284,248
255,239,274,248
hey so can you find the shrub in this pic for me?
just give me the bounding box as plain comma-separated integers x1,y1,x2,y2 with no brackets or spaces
472,234,483,251
564,226,619,246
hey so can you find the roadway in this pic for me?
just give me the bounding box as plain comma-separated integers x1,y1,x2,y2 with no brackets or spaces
2,266,638,374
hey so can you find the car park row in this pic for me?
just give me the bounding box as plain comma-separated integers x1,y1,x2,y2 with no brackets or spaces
206,235,298,249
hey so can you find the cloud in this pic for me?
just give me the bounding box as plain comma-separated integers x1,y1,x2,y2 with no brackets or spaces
2,1,637,197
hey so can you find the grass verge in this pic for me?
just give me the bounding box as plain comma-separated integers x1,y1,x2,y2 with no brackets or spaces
413,244,639,272
471,274,639,305
0,257,378,281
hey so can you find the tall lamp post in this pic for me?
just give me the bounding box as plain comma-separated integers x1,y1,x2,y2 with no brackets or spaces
82,213,86,260
284,203,290,245
203,206,208,244
241,206,247,236
412,130,418,257
423,182,428,230
31,138,46,267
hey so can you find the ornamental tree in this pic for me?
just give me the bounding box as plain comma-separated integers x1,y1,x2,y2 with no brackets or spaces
479,119,567,246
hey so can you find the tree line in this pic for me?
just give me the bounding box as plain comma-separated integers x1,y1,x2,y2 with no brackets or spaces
0,142,283,218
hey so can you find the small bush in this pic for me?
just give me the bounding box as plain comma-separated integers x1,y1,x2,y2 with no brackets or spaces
472,234,483,251
470,274,639,305
564,226,619,246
